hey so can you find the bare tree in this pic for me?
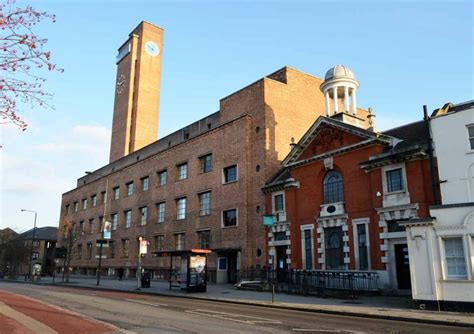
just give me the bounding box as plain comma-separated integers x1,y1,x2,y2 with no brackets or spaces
1,236,29,277
60,218,76,283
1,0,62,131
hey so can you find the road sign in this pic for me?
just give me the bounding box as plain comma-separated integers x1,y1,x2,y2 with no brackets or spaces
263,215,275,226
95,255,107,259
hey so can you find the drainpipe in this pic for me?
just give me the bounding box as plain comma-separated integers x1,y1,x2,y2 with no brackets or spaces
423,105,439,205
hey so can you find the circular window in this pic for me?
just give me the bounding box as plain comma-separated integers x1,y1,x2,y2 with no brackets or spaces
327,205,336,213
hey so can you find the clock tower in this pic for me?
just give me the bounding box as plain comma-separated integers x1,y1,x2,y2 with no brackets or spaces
109,21,164,162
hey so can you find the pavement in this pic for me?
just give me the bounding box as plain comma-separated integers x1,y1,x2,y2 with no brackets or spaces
2,275,474,328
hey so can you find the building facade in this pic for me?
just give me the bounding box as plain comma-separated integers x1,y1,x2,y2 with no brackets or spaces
403,101,474,310
58,22,370,283
263,68,439,290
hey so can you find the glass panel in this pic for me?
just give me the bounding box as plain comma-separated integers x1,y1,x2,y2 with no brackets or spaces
357,224,368,270
274,194,284,212
325,227,344,269
304,229,313,270
323,171,343,204
387,168,403,192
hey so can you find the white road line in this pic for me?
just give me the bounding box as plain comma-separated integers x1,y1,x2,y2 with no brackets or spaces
124,298,168,307
185,309,282,325
0,301,57,334
293,329,366,334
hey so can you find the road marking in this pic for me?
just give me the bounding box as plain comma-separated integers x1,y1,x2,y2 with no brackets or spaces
293,329,366,333
185,309,282,325
124,298,168,307
0,301,57,334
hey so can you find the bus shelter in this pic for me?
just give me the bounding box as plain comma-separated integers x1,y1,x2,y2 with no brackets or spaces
154,249,212,292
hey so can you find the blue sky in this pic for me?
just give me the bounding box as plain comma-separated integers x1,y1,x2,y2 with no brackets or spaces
1,0,473,232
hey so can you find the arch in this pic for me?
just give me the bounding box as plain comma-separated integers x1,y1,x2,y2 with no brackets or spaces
323,170,344,204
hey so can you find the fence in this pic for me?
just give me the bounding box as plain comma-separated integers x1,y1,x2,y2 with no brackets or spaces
237,269,379,298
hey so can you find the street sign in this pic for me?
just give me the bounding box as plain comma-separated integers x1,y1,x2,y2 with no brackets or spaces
95,255,107,259
263,215,275,226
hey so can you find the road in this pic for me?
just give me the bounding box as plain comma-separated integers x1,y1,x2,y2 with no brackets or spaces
0,282,471,334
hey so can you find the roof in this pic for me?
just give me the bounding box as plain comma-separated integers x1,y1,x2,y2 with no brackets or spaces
431,100,474,117
382,120,427,151
20,226,58,241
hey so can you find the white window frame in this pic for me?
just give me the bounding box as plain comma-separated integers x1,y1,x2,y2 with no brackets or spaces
114,187,120,200
300,224,314,270
272,191,286,222
174,232,185,250
140,206,147,226
382,163,408,195
467,124,474,151
158,170,167,186
111,213,118,230
142,176,149,192
222,164,238,184
74,202,78,212
440,236,469,280
178,163,188,180
82,199,87,210
352,218,371,270
124,210,132,228
199,191,211,216
92,195,97,207
126,182,134,196
222,208,238,228
157,202,165,223
176,197,186,220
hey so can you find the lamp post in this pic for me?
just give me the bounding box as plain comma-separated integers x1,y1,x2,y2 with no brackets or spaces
20,209,37,281
85,171,109,286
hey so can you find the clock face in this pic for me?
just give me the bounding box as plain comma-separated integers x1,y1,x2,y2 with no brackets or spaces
144,41,160,57
116,74,126,94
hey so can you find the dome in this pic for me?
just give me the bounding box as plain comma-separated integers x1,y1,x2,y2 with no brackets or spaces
324,65,356,81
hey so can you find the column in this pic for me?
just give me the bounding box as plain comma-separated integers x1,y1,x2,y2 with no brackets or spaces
325,91,330,116
352,89,357,115
344,86,349,113
333,87,338,114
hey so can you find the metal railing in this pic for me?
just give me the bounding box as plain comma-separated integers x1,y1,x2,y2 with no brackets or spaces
237,269,379,298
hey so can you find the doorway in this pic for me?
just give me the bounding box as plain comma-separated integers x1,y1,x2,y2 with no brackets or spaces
395,244,411,290
275,246,287,282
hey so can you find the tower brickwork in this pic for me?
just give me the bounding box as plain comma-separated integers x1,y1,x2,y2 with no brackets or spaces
109,21,164,162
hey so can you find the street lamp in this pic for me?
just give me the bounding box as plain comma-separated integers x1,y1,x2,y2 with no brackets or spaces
20,209,37,281
85,171,109,286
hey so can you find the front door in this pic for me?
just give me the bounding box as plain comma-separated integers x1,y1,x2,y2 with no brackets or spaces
275,246,287,282
395,244,411,290
227,253,238,284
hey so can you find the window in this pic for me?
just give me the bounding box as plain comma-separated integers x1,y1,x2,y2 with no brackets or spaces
158,170,167,186
156,202,165,223
124,210,132,228
386,168,404,193
177,163,188,180
223,165,237,183
154,235,164,252
32,252,39,260
79,221,85,235
86,243,92,259
32,240,40,247
65,204,70,214
200,154,212,173
323,171,344,204
199,192,211,216
109,241,115,259
197,230,211,249
274,194,284,212
304,229,313,270
74,202,78,212
325,227,344,270
222,209,237,227
444,238,467,278
141,176,149,192
126,182,134,196
175,233,185,250
356,223,369,270
101,191,106,204
89,219,95,234
92,194,97,207
272,192,286,222
77,244,82,259
113,187,120,200
82,199,87,210
111,213,118,230
468,125,474,150
176,197,186,220
140,206,147,226
122,239,130,257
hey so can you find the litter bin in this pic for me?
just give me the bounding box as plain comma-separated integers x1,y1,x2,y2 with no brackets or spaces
141,272,151,288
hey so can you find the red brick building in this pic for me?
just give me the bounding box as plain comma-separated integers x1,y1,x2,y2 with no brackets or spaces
263,69,439,289
57,23,370,283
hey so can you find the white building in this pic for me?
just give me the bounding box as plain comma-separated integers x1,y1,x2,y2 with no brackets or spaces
403,100,474,311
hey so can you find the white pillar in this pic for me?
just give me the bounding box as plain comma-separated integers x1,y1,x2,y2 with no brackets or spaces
325,91,330,116
344,86,349,113
352,89,357,115
333,87,338,114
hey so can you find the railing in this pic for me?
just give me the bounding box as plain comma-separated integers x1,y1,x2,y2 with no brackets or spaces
237,269,379,298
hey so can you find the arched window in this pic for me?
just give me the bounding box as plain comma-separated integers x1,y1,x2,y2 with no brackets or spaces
323,171,344,204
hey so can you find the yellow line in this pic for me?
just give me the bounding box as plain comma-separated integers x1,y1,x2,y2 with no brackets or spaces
0,302,57,334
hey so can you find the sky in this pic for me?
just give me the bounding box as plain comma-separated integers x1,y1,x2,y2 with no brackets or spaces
1,0,473,233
